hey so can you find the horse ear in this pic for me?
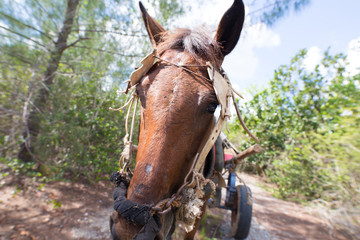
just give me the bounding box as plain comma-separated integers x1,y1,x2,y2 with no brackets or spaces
214,0,245,57
139,2,166,47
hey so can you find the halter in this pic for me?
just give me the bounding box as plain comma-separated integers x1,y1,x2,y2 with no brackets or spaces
110,49,259,235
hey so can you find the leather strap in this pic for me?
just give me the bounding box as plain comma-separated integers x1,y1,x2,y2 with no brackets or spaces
121,49,258,181
193,62,232,173
129,49,157,86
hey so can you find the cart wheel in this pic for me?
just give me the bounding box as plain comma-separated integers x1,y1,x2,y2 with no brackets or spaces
231,185,252,240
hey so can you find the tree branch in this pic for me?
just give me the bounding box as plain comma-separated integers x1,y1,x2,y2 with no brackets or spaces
71,28,146,37
73,45,143,57
18,0,81,162
65,37,91,49
0,11,54,40
0,26,46,48
31,0,61,30
0,48,34,65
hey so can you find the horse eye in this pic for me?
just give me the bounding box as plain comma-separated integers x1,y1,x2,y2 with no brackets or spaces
207,103,218,114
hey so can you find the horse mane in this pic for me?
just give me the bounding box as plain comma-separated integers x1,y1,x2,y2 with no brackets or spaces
157,27,222,66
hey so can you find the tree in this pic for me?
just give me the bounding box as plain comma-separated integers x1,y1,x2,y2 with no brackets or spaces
0,0,186,175
17,0,81,162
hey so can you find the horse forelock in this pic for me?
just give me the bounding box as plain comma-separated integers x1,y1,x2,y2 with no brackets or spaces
157,27,222,66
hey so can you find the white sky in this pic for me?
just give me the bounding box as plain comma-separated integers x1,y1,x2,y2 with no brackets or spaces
171,0,360,94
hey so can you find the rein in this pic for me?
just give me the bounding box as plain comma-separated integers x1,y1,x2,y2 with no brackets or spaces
110,48,259,237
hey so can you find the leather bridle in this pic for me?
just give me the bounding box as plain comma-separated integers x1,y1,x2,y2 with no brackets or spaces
110,48,259,234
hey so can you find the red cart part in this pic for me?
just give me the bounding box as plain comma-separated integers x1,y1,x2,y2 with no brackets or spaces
224,154,234,162
224,144,263,166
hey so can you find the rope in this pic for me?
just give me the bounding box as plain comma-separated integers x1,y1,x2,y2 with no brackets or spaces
175,170,215,232
109,48,259,236
231,92,260,143
154,55,211,82
110,172,162,239
129,98,138,142
109,89,137,111
224,166,253,206
109,90,139,170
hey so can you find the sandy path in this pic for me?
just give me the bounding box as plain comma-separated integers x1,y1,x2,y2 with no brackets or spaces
0,166,351,240
194,173,349,240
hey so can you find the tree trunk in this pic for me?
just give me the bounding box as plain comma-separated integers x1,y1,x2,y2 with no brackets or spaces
18,0,80,162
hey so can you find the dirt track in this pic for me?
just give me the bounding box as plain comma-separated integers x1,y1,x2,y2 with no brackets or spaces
0,166,352,240
193,173,351,240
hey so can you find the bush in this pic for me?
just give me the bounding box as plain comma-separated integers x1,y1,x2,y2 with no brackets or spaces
229,49,360,206
32,78,132,179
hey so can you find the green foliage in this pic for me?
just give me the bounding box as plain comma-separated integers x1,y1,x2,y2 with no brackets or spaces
230,49,360,208
12,185,22,197
51,199,62,209
260,0,310,26
0,0,184,179
157,0,184,22
1,157,42,178
34,81,129,178
242,0,311,26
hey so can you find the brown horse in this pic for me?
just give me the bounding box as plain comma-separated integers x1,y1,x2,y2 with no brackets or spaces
110,0,245,239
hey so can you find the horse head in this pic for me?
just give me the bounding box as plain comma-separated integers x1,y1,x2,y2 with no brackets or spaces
110,1,245,239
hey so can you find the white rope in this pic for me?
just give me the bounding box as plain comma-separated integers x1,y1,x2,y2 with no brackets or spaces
111,91,139,171
109,89,137,111
124,94,135,142
129,98,138,142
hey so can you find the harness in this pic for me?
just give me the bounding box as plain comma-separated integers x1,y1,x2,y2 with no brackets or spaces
109,49,259,238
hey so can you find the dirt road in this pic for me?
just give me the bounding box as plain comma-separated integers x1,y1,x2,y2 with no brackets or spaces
191,173,351,240
0,167,352,240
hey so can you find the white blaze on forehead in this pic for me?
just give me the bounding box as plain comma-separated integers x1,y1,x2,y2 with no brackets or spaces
145,164,152,175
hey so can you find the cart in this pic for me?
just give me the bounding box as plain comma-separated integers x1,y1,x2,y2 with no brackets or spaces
206,133,263,240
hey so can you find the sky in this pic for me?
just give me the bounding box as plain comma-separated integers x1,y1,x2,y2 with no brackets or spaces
173,0,360,93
